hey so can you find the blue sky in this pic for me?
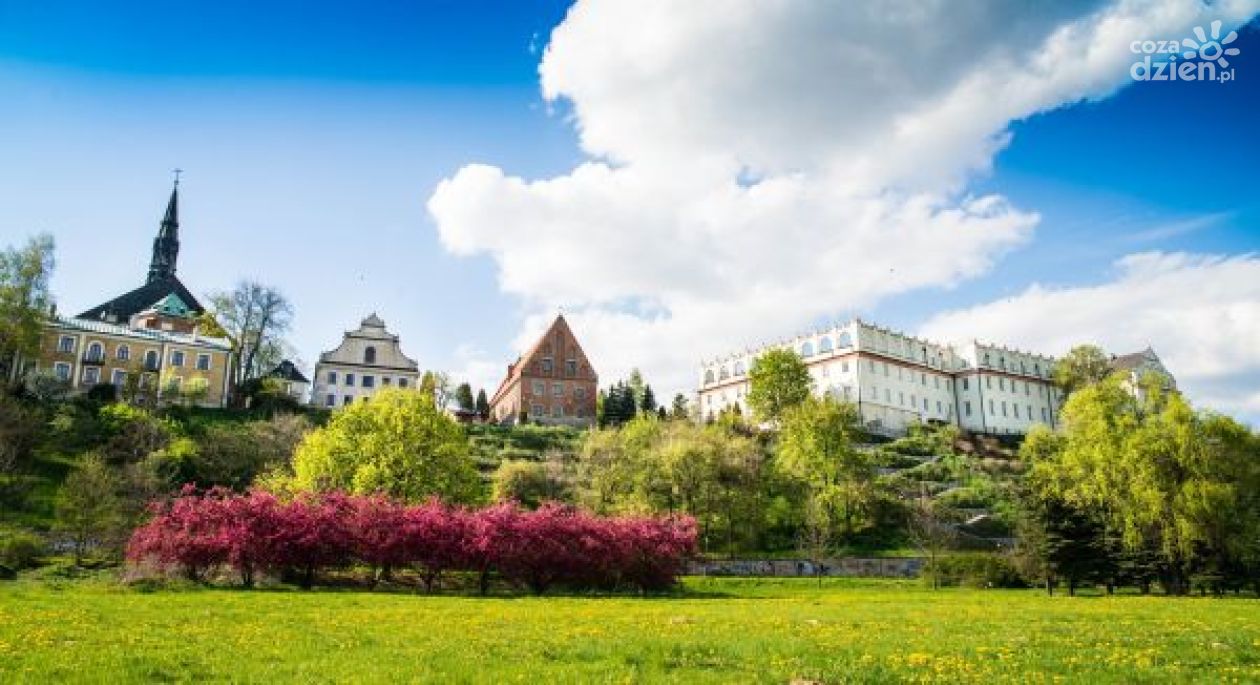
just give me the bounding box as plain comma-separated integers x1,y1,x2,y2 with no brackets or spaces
2,1,1258,418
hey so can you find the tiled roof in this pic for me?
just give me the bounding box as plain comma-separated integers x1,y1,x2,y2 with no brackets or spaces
77,276,204,322
50,315,232,350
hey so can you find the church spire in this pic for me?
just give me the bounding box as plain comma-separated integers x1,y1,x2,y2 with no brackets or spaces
147,173,181,284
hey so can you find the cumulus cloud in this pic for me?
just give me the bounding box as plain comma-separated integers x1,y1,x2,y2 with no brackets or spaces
428,0,1260,397
921,253,1260,423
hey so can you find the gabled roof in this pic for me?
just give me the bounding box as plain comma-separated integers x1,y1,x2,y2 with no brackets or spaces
1110,347,1160,371
267,360,310,384
77,276,205,322
489,314,597,406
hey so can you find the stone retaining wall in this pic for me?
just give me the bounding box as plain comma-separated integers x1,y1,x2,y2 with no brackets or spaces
688,557,925,578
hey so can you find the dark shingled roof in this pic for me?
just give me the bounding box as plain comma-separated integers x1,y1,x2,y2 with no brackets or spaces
76,276,205,322
1110,348,1156,371
267,360,310,384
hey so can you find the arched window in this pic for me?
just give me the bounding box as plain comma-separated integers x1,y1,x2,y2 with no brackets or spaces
364,346,377,364
116,344,130,361
800,342,814,357
704,369,715,384
837,332,853,348
819,337,833,353
734,361,745,376
983,352,990,366
86,342,103,361
719,366,730,380
1034,363,1041,375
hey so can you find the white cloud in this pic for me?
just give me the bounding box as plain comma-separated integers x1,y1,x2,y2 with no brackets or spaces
921,252,1260,424
428,0,1260,398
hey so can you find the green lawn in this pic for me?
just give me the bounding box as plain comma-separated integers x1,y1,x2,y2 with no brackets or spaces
1,577,1257,683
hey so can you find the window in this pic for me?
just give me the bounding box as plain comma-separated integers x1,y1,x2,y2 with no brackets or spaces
364,346,377,364
196,354,210,371
144,350,159,369
988,400,995,415
566,360,577,377
923,398,929,411
343,396,353,406
962,378,969,391
921,373,927,385
328,371,338,384
704,370,715,384
531,403,544,416
1041,407,1048,422
345,374,355,387
58,336,76,353
541,358,553,374
965,401,972,416
998,378,1005,391
112,369,126,386
734,361,745,376
719,366,730,380
819,337,833,353
82,367,100,385
117,345,130,361
54,362,72,381
326,394,335,407
552,382,564,397
841,361,849,373
986,376,992,389
884,389,891,402
838,332,853,348
1013,404,1020,419
575,387,586,400
398,378,408,388
552,405,563,418
168,376,183,391
899,392,905,406
868,360,875,371
936,400,942,413
1001,401,1008,417
800,342,814,357
362,376,375,388
381,377,391,386
1025,383,1030,396
170,351,185,368
533,380,545,396
86,342,104,362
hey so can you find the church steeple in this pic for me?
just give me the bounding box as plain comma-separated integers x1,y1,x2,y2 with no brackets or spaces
147,174,181,284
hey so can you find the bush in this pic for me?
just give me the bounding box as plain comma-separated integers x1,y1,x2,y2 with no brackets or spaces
924,553,1026,588
85,383,118,403
127,490,697,594
491,460,570,508
0,527,45,571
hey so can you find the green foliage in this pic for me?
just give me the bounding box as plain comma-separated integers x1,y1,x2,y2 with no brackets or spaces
474,389,490,420
1052,344,1114,396
490,459,570,508
0,395,43,475
1027,376,1260,593
777,397,875,540
97,404,175,465
746,348,812,424
0,527,45,571
291,389,480,503
599,382,638,427
0,234,55,380
455,383,475,412
924,553,1026,588
54,454,125,564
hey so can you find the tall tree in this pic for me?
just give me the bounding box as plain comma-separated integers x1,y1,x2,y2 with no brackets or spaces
420,371,454,409
1053,344,1114,396
747,348,812,424
777,396,872,538
455,382,475,411
627,368,647,409
670,393,689,420
641,384,657,413
208,281,293,388
475,388,490,420
0,234,55,382
55,454,123,565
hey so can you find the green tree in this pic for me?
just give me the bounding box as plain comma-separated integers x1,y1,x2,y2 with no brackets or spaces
475,388,490,420
55,454,124,565
747,348,812,424
641,384,657,413
207,281,293,389
1052,344,1114,396
455,383,475,411
491,459,570,508
0,234,55,381
291,388,479,503
670,393,689,420
777,396,873,539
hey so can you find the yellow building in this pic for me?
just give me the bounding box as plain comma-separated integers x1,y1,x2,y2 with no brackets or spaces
18,179,235,408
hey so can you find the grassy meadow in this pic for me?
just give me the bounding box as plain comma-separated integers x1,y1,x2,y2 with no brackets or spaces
1,577,1258,683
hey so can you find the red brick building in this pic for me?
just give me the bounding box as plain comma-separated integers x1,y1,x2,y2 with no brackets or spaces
488,315,598,427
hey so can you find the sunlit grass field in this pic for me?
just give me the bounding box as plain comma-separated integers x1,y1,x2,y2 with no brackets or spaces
1,577,1258,683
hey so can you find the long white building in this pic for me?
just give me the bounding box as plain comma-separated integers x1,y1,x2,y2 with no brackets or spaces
697,319,1063,437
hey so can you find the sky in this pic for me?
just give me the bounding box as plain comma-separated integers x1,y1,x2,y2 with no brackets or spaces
2,0,1258,423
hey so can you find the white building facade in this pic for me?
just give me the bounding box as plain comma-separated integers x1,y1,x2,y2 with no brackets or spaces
697,319,1063,437
310,314,421,408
